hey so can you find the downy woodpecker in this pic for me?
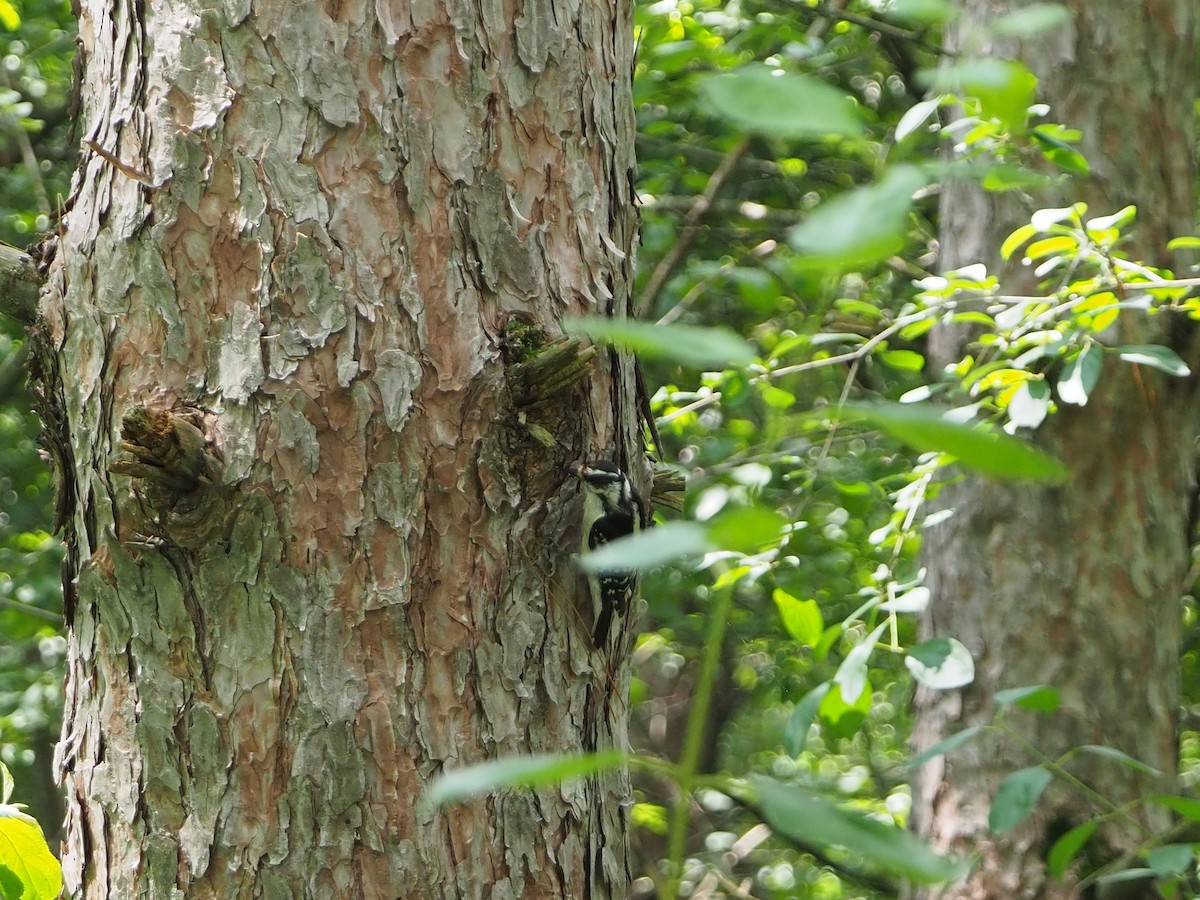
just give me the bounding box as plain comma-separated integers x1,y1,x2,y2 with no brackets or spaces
571,459,648,646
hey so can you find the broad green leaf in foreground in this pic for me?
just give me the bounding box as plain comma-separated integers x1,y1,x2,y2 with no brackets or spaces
578,521,712,573
697,66,865,140
565,317,756,368
428,752,625,805
0,804,63,900
789,166,928,269
750,776,970,884
824,402,1069,482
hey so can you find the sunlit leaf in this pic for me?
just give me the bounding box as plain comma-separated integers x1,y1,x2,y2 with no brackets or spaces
1117,344,1191,377
879,349,926,371
428,752,625,804
906,637,974,689
788,166,928,269
698,65,865,140
1056,344,1101,406
0,2,19,31
750,777,970,884
834,622,887,704
989,766,1052,834
774,589,824,647
0,804,62,900
823,402,1069,482
565,317,756,367
895,96,943,142
1006,380,1050,430
1001,223,1040,260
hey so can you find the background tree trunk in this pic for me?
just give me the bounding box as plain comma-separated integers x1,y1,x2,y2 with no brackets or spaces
35,0,639,896
910,1,1198,896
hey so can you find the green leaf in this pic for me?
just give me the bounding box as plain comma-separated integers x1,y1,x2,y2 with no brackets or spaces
750,776,970,884
0,2,19,31
697,66,865,140
1075,745,1161,777
428,752,625,805
1117,344,1192,377
895,96,943,142
989,767,1052,834
1167,236,1200,251
774,589,824,647
1006,380,1050,430
784,683,830,755
707,507,787,554
819,674,872,739
834,622,887,704
1046,820,1097,878
1146,844,1194,877
564,317,756,367
1148,794,1200,821
878,348,926,372
993,684,1061,712
905,637,974,690
788,165,928,269
824,402,1069,482
0,805,63,900
904,725,984,771
579,521,712,573
989,3,1070,38
1001,223,1040,260
1056,344,1101,406
924,59,1038,132
886,0,959,25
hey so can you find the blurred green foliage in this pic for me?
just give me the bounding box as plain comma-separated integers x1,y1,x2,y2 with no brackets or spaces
0,0,74,840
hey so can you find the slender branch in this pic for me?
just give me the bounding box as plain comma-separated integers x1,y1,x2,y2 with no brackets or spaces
636,138,750,319
0,595,61,624
663,571,737,898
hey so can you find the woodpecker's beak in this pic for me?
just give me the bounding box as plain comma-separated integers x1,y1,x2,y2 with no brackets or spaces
569,461,585,478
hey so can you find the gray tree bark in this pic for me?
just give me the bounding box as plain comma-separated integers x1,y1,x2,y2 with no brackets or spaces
32,0,639,896
910,2,1198,897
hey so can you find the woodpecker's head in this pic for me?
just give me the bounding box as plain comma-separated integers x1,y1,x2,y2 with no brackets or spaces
570,459,634,515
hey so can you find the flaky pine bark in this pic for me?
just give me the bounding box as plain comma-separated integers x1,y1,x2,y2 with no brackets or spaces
911,2,1197,897
34,0,639,896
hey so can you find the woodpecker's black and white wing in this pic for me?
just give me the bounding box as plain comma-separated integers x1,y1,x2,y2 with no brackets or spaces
571,460,647,646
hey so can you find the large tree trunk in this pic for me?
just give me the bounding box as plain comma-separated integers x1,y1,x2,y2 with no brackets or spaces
910,2,1197,897
34,0,639,896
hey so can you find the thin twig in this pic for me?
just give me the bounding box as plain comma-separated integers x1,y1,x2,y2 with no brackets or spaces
0,595,61,624
637,138,751,319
